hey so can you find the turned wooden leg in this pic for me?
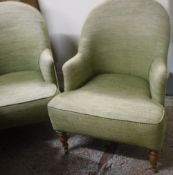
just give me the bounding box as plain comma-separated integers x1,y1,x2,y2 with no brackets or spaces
149,150,159,173
57,131,68,154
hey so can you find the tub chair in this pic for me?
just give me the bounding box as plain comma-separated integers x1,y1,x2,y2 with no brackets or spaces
0,1,58,129
48,0,170,171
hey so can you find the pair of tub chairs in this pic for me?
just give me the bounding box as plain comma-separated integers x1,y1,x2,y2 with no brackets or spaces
0,0,170,172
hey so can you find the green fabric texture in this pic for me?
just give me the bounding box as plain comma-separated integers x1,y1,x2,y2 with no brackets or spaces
39,49,58,85
49,74,164,124
0,71,57,107
48,108,166,150
0,2,58,129
63,53,94,91
0,1,49,74
48,74,166,149
63,0,170,104
48,0,170,150
0,98,52,130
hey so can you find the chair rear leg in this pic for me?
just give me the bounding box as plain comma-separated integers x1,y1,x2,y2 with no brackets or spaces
57,131,68,154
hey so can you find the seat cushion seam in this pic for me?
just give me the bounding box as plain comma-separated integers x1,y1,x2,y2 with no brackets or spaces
48,105,165,125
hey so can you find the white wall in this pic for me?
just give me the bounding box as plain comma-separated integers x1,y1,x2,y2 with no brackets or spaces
39,0,173,73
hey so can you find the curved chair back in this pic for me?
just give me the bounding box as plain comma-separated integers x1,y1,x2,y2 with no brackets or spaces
79,0,170,80
0,2,49,74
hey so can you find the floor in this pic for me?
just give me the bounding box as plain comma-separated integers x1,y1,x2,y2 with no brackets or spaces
0,97,173,175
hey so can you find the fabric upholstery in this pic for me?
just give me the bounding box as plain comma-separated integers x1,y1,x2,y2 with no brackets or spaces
48,107,166,150
0,71,57,107
63,53,94,91
39,49,58,84
48,74,166,150
79,0,170,80
0,98,52,130
49,74,164,124
48,0,170,151
149,58,168,104
0,2,58,129
63,0,170,101
0,1,49,75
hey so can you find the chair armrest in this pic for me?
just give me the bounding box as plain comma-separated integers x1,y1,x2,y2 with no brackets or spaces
63,53,93,91
39,48,58,85
149,58,168,105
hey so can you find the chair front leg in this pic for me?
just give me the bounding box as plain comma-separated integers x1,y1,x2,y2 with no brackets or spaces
57,131,69,154
149,150,159,173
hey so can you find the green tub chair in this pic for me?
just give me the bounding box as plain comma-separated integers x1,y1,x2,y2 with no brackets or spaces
0,2,58,129
48,0,170,171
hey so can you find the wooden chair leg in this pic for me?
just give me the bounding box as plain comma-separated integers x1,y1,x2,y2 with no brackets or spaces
149,150,159,173
57,131,68,154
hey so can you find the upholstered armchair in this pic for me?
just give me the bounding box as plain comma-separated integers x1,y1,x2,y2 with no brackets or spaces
0,2,58,129
48,0,170,171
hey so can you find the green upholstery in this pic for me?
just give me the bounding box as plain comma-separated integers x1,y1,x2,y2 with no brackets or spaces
0,98,53,130
39,49,57,84
48,0,170,150
0,71,57,107
0,2,58,129
0,2,49,74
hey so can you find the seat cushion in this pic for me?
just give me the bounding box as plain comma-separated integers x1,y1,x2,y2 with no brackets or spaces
49,74,164,124
48,74,166,150
0,71,57,107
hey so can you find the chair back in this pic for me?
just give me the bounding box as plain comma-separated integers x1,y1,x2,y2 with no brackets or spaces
0,2,49,74
79,0,170,80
